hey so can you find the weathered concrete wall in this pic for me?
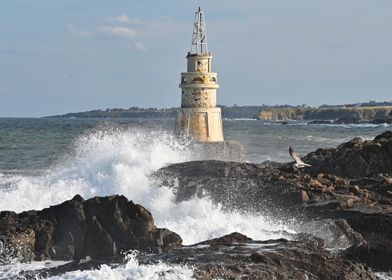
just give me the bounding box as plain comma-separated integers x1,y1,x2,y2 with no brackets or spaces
181,88,216,108
180,73,218,87
186,53,212,73
176,52,224,142
175,108,224,142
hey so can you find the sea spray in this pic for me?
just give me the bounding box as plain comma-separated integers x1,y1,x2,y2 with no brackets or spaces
0,254,194,280
0,127,189,212
45,252,195,280
0,126,292,245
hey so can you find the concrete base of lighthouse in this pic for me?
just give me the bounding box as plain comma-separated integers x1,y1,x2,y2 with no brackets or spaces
175,108,246,162
175,107,224,142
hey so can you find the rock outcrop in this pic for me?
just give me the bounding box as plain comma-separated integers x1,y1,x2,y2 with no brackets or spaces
258,106,392,122
258,108,307,120
154,131,392,270
17,233,378,280
304,130,392,178
139,233,377,280
0,195,182,263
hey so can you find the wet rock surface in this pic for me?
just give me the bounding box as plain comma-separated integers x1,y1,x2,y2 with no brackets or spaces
140,232,378,280
154,131,392,270
0,195,182,263
13,233,379,280
304,131,392,178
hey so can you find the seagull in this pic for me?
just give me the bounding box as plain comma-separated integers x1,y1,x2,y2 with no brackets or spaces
289,146,311,168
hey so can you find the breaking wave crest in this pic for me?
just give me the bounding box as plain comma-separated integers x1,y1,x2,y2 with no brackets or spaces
0,126,291,246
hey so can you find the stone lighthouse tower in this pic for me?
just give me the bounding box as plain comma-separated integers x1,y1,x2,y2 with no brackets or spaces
175,7,224,142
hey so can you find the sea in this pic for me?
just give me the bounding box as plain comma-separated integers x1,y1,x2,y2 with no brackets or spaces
0,117,391,279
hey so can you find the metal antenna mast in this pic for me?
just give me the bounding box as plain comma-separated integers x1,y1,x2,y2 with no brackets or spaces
191,7,208,54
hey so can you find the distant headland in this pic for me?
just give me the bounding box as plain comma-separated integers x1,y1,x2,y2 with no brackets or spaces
46,100,392,124
258,101,392,124
45,105,270,119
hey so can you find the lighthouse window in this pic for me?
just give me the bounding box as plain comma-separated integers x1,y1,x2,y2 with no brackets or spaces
193,77,203,83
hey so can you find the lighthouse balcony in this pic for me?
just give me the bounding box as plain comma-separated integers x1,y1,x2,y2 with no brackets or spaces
180,72,218,87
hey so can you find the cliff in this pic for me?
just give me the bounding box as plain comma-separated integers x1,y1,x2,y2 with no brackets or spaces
258,106,392,122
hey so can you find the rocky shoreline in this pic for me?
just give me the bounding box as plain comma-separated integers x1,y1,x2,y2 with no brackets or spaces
1,131,392,279
258,106,392,124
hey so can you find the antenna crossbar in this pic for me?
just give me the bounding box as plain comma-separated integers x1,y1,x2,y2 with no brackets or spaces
191,7,208,54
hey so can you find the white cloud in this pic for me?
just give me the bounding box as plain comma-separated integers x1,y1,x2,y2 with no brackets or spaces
67,14,146,40
66,15,152,51
67,24,139,40
105,14,143,25
99,25,138,39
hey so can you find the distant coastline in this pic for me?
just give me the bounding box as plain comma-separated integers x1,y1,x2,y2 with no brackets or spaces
46,101,392,123
258,103,392,124
45,105,271,119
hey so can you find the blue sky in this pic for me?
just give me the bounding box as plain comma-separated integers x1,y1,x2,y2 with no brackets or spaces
1,0,391,117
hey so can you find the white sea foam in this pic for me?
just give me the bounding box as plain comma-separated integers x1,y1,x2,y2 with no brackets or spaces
45,253,195,280
0,253,194,280
308,122,392,128
0,260,69,279
0,127,291,245
376,272,392,280
223,118,257,121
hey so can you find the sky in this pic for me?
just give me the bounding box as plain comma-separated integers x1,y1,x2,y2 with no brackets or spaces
0,0,391,117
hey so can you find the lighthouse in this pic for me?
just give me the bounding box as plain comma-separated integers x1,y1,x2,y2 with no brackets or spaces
175,7,224,142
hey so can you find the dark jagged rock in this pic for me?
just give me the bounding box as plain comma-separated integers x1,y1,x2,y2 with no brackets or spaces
304,131,392,178
21,233,378,280
9,258,108,280
334,210,392,270
299,219,365,249
137,233,377,280
154,160,392,269
195,232,252,246
0,195,182,263
153,132,392,270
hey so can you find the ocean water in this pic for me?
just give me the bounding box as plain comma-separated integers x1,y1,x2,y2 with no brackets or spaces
0,117,390,279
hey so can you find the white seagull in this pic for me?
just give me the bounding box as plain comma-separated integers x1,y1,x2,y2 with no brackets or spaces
289,146,311,168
